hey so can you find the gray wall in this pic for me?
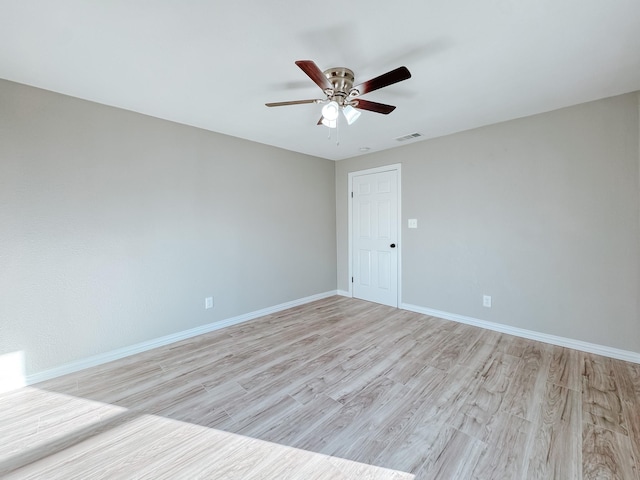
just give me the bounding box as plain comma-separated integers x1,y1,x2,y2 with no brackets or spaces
2,78,638,381
337,92,640,353
0,79,337,376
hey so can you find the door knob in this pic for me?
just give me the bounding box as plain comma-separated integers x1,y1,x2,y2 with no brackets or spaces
390,243,396,248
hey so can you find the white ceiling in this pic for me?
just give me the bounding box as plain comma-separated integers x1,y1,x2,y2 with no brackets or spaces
1,1,639,161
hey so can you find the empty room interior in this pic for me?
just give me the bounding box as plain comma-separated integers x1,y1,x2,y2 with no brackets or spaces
1,1,640,479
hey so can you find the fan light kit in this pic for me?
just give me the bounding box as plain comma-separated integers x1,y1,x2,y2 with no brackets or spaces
266,60,411,132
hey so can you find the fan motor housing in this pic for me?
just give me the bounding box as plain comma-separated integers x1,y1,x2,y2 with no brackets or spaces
323,67,355,103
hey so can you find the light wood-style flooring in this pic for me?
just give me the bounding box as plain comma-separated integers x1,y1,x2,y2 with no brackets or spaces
2,296,639,479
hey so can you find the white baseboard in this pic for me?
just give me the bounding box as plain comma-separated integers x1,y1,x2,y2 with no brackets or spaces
26,290,339,386
401,303,640,364
24,293,639,387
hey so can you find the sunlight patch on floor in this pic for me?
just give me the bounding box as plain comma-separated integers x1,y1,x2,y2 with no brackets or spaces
1,387,414,479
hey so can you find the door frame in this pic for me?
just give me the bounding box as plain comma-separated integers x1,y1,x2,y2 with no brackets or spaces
347,163,402,307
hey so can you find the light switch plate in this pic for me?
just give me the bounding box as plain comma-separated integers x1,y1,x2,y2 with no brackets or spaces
408,219,418,229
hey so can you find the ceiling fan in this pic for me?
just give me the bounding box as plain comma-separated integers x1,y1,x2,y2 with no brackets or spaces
266,60,411,128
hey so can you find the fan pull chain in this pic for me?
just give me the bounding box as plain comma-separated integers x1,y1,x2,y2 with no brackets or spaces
324,112,339,146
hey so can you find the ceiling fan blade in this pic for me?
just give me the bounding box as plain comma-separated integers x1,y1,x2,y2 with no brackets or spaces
354,99,396,114
353,66,411,95
295,60,332,91
265,99,319,107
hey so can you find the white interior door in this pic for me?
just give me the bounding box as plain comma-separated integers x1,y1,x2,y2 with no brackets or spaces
352,169,399,307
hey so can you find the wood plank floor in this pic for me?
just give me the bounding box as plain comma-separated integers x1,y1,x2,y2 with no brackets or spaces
2,296,639,479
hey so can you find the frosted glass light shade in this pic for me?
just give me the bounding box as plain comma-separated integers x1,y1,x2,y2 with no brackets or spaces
342,105,361,125
321,117,337,128
321,101,340,121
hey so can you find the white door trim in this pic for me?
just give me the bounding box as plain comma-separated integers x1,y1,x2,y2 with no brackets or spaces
347,163,402,306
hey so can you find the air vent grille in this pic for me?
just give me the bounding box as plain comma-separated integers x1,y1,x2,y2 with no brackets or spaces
395,132,423,142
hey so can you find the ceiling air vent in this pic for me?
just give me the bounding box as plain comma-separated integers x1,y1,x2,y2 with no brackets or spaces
395,132,423,142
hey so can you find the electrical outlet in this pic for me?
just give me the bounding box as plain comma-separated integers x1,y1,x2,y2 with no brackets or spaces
483,295,492,308
205,297,214,309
